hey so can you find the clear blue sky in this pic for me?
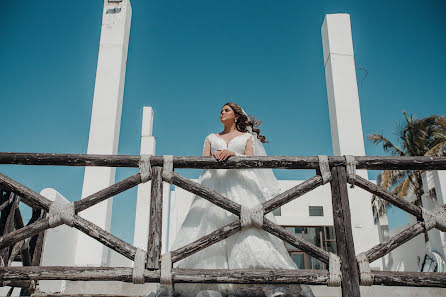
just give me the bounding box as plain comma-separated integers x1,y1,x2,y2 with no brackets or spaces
1,1,445,243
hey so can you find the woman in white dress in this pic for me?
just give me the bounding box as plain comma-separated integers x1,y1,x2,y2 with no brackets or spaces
168,103,315,297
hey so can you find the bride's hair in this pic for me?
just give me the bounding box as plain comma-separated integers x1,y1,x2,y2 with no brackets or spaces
223,102,268,143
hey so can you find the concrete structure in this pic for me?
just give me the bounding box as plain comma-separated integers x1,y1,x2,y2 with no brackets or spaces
39,189,78,293
321,13,382,267
132,107,171,254
74,0,132,267
133,107,157,251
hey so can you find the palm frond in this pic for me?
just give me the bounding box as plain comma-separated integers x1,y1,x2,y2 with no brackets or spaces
377,169,409,190
393,176,414,199
368,134,405,156
424,141,446,156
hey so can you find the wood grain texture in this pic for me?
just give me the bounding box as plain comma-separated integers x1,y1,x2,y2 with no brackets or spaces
0,218,50,250
0,173,51,210
30,209,47,267
0,266,329,285
263,175,323,213
352,175,422,219
173,268,329,285
1,153,445,170
0,266,159,282
365,222,426,263
372,270,446,287
171,221,241,263
73,215,137,261
74,173,142,212
262,219,330,263
1,267,445,288
147,167,163,269
330,166,360,297
170,172,241,216
12,208,32,267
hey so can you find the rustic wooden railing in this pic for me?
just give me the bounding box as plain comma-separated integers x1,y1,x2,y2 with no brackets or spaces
0,153,445,297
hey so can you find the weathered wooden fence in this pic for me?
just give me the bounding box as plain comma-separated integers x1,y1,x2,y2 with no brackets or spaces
0,153,445,297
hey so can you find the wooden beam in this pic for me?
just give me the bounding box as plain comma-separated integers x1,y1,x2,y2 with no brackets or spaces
0,153,141,168
0,266,329,285
263,175,323,213
13,208,32,266
352,175,423,219
169,172,241,216
330,166,360,297
372,270,446,287
365,222,425,263
0,173,51,210
147,167,163,269
262,219,330,264
74,173,142,212
0,194,19,264
0,266,159,282
73,215,137,261
171,221,241,263
173,268,329,285
0,218,50,250
30,209,46,267
0,153,445,170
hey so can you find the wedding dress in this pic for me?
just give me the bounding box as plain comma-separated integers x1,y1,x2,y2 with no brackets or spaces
169,133,315,297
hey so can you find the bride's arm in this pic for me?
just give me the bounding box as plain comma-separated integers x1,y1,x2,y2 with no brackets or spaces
202,136,211,156
234,136,254,156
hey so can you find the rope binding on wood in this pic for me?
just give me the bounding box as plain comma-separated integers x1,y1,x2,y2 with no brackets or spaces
356,252,373,286
421,206,446,232
162,155,174,184
317,155,331,184
240,204,264,229
139,154,152,183
327,252,342,287
344,155,356,187
48,199,75,228
159,252,174,296
132,248,147,284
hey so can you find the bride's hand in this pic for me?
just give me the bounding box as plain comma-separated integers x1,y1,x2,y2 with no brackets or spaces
213,149,235,161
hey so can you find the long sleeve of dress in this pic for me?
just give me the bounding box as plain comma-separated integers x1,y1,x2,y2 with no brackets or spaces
235,135,254,156
202,136,211,156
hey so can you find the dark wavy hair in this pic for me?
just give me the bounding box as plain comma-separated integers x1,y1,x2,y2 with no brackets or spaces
223,102,268,143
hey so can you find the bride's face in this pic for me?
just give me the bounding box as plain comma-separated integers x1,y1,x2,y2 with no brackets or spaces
220,105,238,124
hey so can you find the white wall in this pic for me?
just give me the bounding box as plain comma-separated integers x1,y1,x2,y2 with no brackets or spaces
39,188,77,293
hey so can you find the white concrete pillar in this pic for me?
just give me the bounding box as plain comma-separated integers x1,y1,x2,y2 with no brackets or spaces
133,107,156,251
322,14,382,266
75,0,132,266
432,170,446,259
132,107,171,254
39,189,77,293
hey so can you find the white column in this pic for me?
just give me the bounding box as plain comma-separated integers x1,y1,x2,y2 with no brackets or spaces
322,14,382,266
133,107,156,251
132,107,171,254
432,170,446,258
39,189,77,293
75,0,132,266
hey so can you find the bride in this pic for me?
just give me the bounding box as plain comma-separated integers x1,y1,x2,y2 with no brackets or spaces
167,103,315,297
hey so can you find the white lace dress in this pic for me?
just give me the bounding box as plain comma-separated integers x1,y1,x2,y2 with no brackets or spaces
170,133,314,297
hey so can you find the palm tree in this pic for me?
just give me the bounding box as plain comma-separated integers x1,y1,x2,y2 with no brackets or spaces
368,112,446,221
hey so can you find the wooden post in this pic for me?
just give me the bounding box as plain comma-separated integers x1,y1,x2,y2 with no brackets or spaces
147,166,163,269
30,209,46,267
330,166,360,297
0,194,19,265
